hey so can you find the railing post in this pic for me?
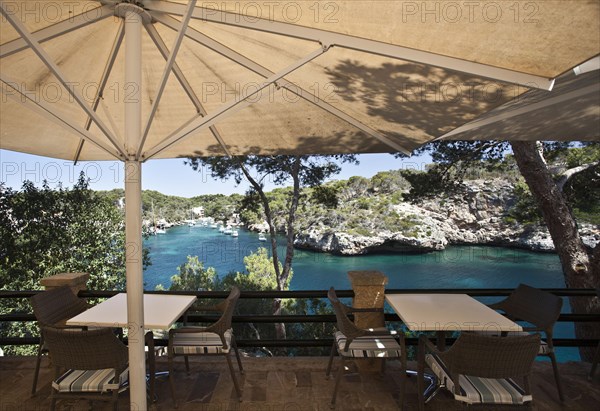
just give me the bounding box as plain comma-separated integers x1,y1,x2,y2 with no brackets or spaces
40,272,89,295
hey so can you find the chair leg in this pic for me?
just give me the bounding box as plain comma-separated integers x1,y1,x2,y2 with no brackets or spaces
417,356,425,411
589,342,600,380
112,389,119,411
331,356,345,409
326,342,336,378
145,331,156,403
168,355,178,408
226,354,243,401
184,355,190,374
548,352,565,402
380,358,387,376
398,358,407,410
232,336,244,374
50,395,57,411
31,341,44,396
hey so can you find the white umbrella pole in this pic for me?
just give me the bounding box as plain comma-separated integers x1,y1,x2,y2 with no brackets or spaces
124,8,146,411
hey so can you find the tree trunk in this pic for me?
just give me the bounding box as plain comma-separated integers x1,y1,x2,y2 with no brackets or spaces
511,141,599,361
236,161,287,345
270,158,303,348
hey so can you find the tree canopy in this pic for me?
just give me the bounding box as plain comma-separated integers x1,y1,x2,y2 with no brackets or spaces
0,174,145,354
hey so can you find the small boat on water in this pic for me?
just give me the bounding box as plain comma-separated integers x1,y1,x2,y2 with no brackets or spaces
151,226,166,235
232,230,239,237
224,225,233,235
258,232,267,241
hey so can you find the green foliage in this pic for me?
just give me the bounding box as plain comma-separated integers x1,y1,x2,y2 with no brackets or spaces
505,181,543,225
356,197,371,210
310,185,341,208
1,175,147,355
370,170,410,193
168,256,217,291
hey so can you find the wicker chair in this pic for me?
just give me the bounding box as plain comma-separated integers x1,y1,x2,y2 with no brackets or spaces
42,326,129,411
30,286,89,396
486,284,565,401
326,287,406,409
167,286,244,407
418,332,540,410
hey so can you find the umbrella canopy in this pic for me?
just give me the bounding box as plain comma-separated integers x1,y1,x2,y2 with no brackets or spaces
1,1,599,409
2,1,598,162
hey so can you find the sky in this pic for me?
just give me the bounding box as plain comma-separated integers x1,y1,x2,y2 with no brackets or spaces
0,149,432,197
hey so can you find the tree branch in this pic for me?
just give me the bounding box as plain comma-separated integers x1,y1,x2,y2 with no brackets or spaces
556,161,600,192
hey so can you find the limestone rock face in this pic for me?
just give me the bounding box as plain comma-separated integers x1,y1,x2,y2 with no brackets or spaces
293,179,599,255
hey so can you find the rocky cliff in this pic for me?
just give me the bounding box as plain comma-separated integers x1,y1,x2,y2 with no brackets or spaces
293,179,599,255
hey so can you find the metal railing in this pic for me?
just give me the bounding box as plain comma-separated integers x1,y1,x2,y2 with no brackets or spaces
0,288,598,349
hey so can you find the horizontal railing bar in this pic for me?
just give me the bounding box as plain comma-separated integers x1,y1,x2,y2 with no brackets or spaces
3,312,600,324
0,288,597,300
1,337,598,348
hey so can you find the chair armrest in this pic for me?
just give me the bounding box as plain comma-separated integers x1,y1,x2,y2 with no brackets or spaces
361,329,396,337
417,335,446,375
169,326,209,337
51,322,89,331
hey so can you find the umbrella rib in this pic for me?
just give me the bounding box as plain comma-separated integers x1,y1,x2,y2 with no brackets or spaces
143,46,327,160
137,0,197,160
0,77,122,159
153,12,411,154
144,24,204,113
143,1,554,91
75,20,126,163
437,83,600,140
144,24,233,157
0,4,127,158
0,4,114,59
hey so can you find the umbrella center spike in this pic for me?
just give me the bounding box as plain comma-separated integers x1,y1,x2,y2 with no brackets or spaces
114,2,152,25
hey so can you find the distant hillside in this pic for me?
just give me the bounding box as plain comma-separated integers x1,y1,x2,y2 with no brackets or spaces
96,189,243,223
95,165,598,254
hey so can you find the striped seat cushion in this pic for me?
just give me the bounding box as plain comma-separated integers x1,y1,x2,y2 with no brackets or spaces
334,330,402,358
172,329,232,355
474,330,550,354
53,368,128,393
426,353,531,405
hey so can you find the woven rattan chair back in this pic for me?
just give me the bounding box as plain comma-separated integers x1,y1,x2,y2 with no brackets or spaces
499,284,562,330
42,327,128,371
441,332,540,379
30,286,88,327
327,287,362,338
221,286,240,332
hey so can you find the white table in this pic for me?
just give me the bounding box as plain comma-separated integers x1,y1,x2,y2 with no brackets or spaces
67,293,197,330
385,293,522,333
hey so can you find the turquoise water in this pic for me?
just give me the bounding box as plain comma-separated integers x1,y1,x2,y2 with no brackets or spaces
143,225,578,361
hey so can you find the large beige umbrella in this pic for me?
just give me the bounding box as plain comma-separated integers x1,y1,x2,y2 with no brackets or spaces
1,1,599,408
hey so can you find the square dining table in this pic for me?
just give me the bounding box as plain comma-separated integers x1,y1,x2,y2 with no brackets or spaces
66,293,197,330
385,293,522,335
